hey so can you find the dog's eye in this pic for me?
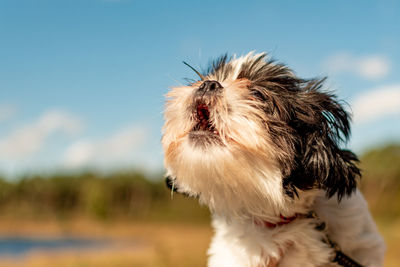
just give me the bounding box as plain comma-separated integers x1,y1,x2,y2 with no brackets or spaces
250,90,268,101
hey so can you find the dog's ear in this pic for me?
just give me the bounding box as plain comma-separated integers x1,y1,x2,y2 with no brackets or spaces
289,79,360,200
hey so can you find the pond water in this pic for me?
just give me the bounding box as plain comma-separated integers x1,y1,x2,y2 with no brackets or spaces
0,237,109,256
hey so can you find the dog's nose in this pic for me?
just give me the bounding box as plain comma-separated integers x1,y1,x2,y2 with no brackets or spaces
199,80,222,92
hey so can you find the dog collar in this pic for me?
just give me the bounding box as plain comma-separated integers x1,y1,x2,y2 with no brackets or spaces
257,214,299,228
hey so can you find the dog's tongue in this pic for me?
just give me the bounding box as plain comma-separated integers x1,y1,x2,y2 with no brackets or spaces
197,104,210,130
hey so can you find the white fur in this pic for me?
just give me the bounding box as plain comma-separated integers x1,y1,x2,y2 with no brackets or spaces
207,190,385,267
314,189,386,267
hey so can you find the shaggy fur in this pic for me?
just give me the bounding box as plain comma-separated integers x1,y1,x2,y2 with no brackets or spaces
162,52,385,267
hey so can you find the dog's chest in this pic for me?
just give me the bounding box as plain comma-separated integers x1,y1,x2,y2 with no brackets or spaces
208,216,335,267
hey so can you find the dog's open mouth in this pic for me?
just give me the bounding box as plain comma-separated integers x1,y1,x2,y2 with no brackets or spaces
192,102,219,135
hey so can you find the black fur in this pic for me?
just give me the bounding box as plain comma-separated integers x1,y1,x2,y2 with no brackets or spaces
206,53,361,200
203,54,234,81
165,175,177,192
165,175,194,198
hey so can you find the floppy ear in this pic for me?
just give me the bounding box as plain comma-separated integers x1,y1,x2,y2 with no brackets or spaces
286,79,360,200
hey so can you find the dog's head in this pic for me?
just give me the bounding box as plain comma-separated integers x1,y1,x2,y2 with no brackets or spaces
162,52,360,217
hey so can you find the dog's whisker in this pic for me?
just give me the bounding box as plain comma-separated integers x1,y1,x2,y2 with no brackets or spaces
183,61,204,80
165,73,184,86
170,179,175,199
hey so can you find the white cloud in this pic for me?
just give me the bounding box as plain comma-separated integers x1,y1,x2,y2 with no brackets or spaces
0,110,83,159
0,104,17,122
324,53,391,80
63,125,147,168
351,84,400,124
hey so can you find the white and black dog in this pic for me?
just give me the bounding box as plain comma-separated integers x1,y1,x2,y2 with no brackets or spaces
162,52,385,267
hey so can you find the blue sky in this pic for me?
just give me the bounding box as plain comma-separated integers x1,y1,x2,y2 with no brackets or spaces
1,0,399,177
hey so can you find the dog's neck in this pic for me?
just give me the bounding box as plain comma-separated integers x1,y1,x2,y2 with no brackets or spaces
254,213,299,228
213,189,323,225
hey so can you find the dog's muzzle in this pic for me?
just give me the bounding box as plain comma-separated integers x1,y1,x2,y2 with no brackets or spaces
198,80,223,94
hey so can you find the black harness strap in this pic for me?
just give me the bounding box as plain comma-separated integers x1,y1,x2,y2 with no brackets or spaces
324,234,364,267
333,250,363,267
308,211,364,267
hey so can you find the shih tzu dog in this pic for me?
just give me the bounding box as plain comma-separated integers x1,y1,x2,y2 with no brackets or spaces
162,52,385,267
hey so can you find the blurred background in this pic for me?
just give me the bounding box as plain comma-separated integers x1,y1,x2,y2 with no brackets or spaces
0,0,399,266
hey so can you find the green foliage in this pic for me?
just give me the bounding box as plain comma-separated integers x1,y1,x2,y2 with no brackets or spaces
359,144,400,220
361,144,400,181
0,171,210,223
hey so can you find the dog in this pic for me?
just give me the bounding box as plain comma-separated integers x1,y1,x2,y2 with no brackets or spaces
162,52,385,267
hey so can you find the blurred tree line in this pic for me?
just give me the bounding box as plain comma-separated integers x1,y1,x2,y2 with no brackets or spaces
359,144,400,221
0,171,210,223
0,144,398,222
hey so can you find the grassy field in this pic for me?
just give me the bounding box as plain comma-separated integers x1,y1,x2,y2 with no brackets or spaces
0,217,398,267
0,219,212,267
375,218,400,267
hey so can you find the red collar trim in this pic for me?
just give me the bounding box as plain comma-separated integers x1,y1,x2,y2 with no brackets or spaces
256,214,298,229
